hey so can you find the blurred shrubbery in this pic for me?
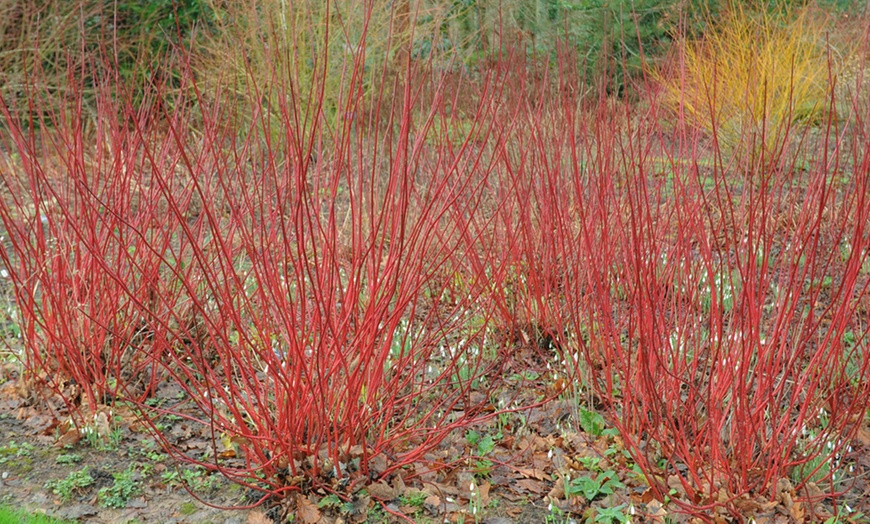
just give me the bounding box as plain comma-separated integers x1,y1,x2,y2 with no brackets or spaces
656,0,862,155
0,0,865,117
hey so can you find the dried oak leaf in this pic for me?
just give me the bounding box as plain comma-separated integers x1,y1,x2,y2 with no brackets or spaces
366,481,397,501
547,477,566,501
476,481,491,504
515,478,548,495
516,466,547,481
347,495,371,524
295,494,321,524
217,449,236,459
645,500,668,520
246,510,274,524
369,453,388,476
789,500,806,523
54,428,81,448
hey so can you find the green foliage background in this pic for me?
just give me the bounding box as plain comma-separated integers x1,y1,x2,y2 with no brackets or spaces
0,0,866,104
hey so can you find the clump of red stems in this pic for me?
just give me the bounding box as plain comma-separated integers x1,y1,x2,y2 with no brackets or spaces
1,6,867,517
0,16,520,498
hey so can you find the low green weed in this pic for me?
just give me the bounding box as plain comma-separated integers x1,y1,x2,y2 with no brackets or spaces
595,504,630,523
0,441,33,465
98,465,141,509
44,468,94,501
181,467,218,491
55,453,82,465
564,470,625,502
576,407,618,439
465,430,500,478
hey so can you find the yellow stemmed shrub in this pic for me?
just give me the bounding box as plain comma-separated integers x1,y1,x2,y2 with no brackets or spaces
659,2,837,154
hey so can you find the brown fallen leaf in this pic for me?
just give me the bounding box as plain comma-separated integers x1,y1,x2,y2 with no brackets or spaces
347,495,371,524
446,510,473,523
646,499,668,519
475,481,491,505
516,434,549,453
516,467,547,481
54,428,81,448
346,444,365,457
775,478,794,496
667,475,688,499
369,454,388,476
93,411,111,438
367,481,397,501
424,494,443,511
640,487,664,504
514,478,548,495
231,435,251,447
779,491,794,510
295,494,321,524
457,472,476,496
790,500,805,523
804,482,825,500
547,476,566,502
391,473,407,494
246,510,274,524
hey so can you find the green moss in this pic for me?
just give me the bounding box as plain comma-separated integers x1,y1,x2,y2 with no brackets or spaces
179,502,198,516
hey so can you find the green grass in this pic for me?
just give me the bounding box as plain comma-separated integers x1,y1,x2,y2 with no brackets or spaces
0,505,73,524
